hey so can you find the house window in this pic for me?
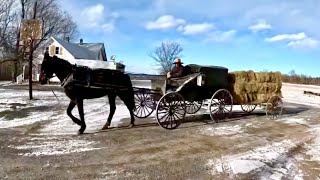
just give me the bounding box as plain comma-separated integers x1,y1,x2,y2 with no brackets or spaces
55,47,59,54
45,47,49,53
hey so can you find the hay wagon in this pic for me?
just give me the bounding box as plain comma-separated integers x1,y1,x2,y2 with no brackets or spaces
133,64,283,129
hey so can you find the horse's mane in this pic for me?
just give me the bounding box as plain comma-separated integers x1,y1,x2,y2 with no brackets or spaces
51,55,125,76
52,55,72,68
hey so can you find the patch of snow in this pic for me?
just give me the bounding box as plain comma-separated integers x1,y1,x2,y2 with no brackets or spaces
304,125,320,161
206,140,297,176
199,124,244,136
282,83,320,108
39,101,134,135
11,137,101,156
0,88,68,128
0,111,56,129
230,159,265,174
278,117,309,125
0,81,12,86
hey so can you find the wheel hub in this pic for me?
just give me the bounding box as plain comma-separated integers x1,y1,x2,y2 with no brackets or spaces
140,101,145,107
169,108,175,116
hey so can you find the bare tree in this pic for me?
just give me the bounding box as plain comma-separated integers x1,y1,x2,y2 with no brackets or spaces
149,41,183,74
0,0,79,82
0,0,17,59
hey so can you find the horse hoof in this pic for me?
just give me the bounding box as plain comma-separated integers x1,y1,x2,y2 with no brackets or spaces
78,130,84,135
128,124,134,128
101,126,109,130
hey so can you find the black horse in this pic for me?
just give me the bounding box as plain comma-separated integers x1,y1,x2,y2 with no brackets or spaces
39,52,136,134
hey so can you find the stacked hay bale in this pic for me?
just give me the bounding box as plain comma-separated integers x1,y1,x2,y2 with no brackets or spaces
227,71,282,104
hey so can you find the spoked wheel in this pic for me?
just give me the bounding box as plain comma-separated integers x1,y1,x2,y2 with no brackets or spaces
265,95,283,119
186,100,203,114
241,104,257,113
156,92,186,129
209,89,233,123
133,92,155,118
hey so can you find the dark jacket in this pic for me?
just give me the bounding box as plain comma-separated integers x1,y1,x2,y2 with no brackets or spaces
170,65,184,78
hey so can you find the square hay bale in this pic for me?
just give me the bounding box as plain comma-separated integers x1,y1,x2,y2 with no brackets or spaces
227,71,282,104
228,70,257,82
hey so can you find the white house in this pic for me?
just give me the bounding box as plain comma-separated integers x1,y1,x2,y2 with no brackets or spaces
32,36,125,82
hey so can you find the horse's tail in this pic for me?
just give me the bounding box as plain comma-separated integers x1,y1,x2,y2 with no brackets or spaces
124,74,136,111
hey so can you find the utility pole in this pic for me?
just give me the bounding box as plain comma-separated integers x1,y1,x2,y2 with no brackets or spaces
28,1,37,100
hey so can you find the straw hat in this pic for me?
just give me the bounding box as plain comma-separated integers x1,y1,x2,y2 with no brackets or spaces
173,58,183,64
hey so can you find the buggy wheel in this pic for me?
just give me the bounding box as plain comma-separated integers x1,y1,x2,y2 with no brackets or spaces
241,104,257,113
156,92,186,129
186,100,203,114
265,95,283,119
133,92,155,118
209,89,233,123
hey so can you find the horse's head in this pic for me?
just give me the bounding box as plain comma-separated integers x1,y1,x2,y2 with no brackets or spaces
39,52,55,85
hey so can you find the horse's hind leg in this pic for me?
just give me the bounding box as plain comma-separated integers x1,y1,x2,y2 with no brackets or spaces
119,92,135,128
76,98,86,134
67,100,81,126
102,93,116,130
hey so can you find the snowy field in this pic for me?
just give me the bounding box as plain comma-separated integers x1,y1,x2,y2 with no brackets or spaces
1,81,320,179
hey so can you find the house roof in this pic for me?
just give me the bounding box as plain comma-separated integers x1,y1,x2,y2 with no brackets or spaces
52,37,106,60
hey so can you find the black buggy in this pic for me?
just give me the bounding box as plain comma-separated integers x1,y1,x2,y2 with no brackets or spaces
132,64,283,129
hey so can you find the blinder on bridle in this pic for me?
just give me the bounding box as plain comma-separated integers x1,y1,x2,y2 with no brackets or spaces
39,53,56,84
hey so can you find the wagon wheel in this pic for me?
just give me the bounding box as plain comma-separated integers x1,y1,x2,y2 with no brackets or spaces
156,92,186,129
241,104,257,113
186,100,203,114
265,95,283,119
209,89,233,123
133,92,155,118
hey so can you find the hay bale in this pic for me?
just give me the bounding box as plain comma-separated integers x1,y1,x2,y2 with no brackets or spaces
227,71,282,104
255,72,281,83
228,70,257,82
231,82,282,94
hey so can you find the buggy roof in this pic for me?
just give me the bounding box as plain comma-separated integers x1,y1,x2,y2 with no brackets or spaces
186,64,228,71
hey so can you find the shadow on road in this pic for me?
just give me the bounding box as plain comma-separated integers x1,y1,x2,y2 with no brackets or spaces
84,103,312,134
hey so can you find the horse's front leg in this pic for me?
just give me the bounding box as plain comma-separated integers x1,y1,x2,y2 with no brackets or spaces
67,100,81,126
76,98,86,134
102,93,116,130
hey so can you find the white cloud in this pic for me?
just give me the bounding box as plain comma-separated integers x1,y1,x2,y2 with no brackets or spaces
205,30,237,42
248,19,272,33
265,32,307,42
78,4,120,33
101,23,115,33
287,38,319,49
265,32,319,49
178,23,214,35
145,15,186,30
81,4,105,27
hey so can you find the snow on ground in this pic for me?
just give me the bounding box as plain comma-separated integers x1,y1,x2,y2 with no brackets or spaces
10,136,101,156
0,81,319,132
199,124,245,136
282,82,320,108
0,81,12,86
39,99,133,135
2,81,320,169
206,139,304,179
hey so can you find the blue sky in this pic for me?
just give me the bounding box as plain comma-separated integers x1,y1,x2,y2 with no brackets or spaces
59,0,320,77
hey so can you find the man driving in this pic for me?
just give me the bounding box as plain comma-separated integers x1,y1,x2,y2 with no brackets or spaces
167,58,184,79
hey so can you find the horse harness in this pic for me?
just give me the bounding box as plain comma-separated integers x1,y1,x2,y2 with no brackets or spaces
60,65,130,91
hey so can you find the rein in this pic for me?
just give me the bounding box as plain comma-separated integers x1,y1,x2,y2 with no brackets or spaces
51,89,60,101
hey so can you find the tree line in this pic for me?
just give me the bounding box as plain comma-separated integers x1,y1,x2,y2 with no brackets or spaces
0,0,79,81
281,70,320,85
